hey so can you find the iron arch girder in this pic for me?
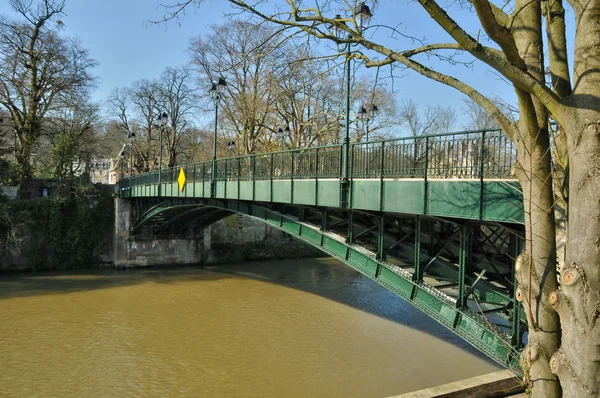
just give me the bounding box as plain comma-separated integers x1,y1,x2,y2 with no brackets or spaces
155,207,224,234
131,202,200,234
183,210,232,231
125,198,522,368
177,199,521,369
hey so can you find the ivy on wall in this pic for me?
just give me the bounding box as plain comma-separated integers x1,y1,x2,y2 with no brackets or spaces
0,186,114,270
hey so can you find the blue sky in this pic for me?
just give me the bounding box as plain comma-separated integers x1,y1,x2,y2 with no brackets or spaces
0,0,571,127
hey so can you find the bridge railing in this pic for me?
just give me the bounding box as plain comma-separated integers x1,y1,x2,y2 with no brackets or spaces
212,145,343,181
119,129,517,191
351,129,516,179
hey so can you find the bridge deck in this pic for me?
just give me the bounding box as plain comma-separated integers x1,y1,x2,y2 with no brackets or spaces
125,178,523,224
121,129,523,224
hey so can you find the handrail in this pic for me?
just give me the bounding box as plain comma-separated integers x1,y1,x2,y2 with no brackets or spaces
118,128,517,191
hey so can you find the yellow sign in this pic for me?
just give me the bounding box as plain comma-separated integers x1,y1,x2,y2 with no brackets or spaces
177,168,186,192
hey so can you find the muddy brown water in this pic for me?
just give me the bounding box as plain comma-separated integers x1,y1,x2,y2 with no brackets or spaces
0,257,499,397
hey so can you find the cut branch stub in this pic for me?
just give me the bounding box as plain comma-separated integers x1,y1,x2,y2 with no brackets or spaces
515,250,529,273
523,343,540,362
550,354,560,375
562,268,579,286
549,290,559,308
516,287,524,302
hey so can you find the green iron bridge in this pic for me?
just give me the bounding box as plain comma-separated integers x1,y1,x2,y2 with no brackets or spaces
119,129,525,370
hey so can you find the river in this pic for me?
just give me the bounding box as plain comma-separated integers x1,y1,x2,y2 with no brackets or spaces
0,257,499,397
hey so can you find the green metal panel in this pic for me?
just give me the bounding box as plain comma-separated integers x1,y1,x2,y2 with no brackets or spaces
379,267,413,297
316,180,340,207
300,226,321,245
192,182,202,198
282,218,301,234
323,237,348,258
239,181,254,200
440,303,458,324
254,181,271,202
272,180,292,203
215,181,225,198
483,181,524,223
414,289,442,312
183,181,193,197
351,180,382,211
226,181,238,199
347,251,377,276
427,180,481,219
293,180,316,205
382,180,425,214
163,183,176,197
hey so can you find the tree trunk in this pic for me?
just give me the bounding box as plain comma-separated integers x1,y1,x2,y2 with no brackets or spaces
550,114,600,397
515,131,561,397
15,136,34,199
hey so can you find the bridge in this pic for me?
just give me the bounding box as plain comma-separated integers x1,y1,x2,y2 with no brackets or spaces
118,129,525,370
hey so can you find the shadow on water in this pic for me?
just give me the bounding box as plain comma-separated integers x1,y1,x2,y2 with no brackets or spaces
0,257,498,365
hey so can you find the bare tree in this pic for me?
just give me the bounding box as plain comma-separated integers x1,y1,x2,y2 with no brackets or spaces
0,0,96,187
157,66,197,167
189,20,286,154
107,67,197,172
395,99,457,169
462,97,499,130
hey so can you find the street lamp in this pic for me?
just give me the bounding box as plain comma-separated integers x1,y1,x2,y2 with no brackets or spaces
358,103,379,142
127,132,135,191
119,152,125,185
276,126,290,151
226,140,236,157
157,112,168,197
209,76,227,198
330,3,373,205
358,103,379,174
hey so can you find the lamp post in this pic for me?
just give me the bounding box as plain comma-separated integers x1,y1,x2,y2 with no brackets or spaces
119,153,125,185
276,125,290,173
157,112,168,197
127,132,135,191
276,125,290,151
358,103,379,175
331,3,372,206
209,77,227,198
226,140,236,157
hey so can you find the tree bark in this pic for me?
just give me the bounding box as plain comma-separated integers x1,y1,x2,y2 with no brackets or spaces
550,111,600,397
515,126,561,397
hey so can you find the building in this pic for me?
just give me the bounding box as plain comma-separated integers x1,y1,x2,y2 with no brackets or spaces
89,158,122,185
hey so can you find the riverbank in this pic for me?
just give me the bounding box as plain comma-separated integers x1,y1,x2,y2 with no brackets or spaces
390,370,525,397
0,189,321,272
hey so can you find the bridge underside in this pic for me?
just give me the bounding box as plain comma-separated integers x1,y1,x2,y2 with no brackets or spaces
128,197,525,369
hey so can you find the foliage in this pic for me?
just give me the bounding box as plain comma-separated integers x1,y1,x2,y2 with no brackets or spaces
0,185,114,270
0,0,97,181
0,158,19,185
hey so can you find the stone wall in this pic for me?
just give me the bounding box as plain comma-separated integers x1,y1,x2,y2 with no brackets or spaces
113,199,321,268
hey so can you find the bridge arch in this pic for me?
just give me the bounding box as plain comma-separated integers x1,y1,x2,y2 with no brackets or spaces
129,197,521,369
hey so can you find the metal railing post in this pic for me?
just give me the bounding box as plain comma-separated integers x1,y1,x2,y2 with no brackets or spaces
423,136,430,214
270,153,274,202
380,141,385,211
290,150,295,203
479,131,486,220
251,155,256,201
